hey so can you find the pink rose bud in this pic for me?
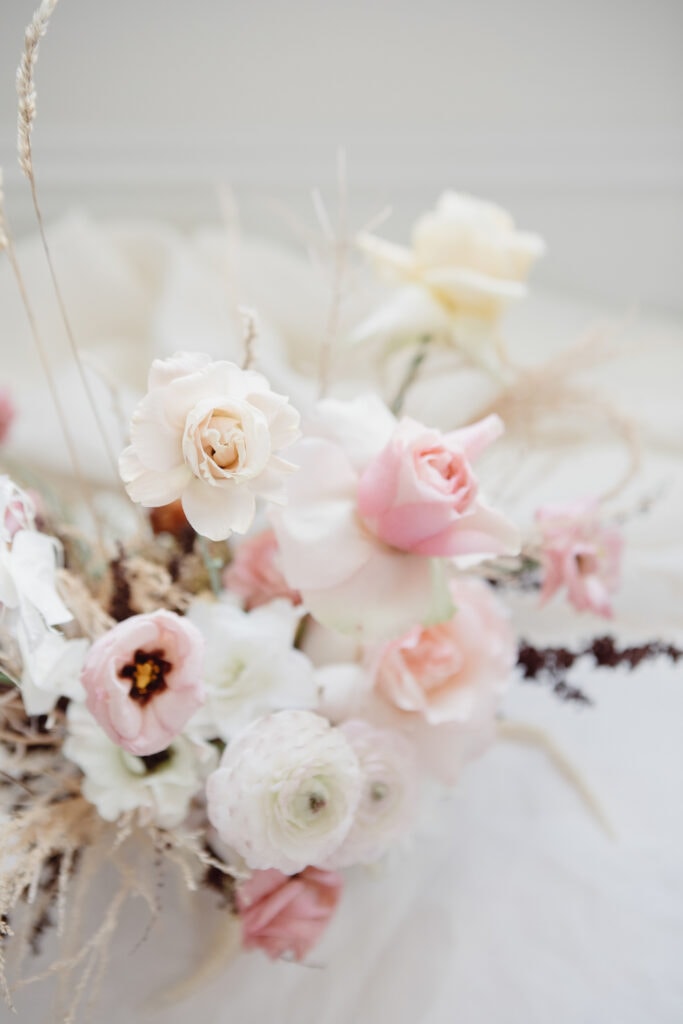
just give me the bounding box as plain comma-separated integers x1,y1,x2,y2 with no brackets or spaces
0,389,15,445
237,867,343,961
223,530,301,610
81,609,205,756
356,414,518,558
536,499,623,618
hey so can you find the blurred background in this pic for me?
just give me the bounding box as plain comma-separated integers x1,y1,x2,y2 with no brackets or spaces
0,0,681,310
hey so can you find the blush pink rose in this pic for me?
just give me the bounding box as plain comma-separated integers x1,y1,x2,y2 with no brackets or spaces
375,576,515,726
223,530,301,610
237,866,343,961
536,499,623,618
81,609,205,756
0,389,15,445
356,414,518,557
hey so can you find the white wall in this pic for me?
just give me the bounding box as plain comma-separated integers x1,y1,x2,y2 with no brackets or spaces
0,0,681,309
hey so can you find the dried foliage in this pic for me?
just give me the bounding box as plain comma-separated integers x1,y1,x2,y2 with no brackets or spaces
517,635,683,704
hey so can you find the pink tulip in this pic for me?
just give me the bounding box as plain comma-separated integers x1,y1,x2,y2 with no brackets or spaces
237,867,343,961
223,530,301,610
81,610,205,756
357,414,518,557
536,499,622,618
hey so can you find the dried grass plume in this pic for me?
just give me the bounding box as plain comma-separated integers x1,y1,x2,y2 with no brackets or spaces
16,0,60,179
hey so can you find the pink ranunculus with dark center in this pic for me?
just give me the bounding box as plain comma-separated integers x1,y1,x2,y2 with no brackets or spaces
357,413,517,557
80,609,205,756
0,389,15,446
536,499,623,618
223,529,301,610
237,867,343,961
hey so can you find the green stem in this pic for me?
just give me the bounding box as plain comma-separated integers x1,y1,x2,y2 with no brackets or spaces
390,335,431,416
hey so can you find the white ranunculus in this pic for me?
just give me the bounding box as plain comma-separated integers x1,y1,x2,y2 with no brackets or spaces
325,720,419,868
355,191,544,351
186,596,317,741
206,710,362,874
119,352,301,540
63,701,217,828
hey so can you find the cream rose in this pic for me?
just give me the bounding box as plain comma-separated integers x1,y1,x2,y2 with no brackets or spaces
119,352,300,541
355,191,545,349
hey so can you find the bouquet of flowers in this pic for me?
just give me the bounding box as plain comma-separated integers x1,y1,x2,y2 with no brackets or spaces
0,2,679,1020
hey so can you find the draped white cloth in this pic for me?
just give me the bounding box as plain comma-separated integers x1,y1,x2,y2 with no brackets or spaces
1,216,682,1024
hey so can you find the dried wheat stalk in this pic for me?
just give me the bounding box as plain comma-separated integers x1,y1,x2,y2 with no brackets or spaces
16,0,59,178
17,0,123,486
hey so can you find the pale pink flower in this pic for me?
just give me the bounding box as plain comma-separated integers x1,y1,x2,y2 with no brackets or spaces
326,720,419,867
0,390,15,445
237,867,343,961
536,499,623,618
119,352,300,541
224,530,301,610
0,476,35,543
372,577,515,783
357,414,517,556
80,610,205,756
272,395,518,641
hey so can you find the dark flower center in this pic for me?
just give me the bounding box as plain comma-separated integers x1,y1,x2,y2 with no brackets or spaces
140,748,174,773
120,648,171,705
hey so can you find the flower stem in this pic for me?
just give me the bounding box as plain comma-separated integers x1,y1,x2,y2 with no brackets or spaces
390,335,431,416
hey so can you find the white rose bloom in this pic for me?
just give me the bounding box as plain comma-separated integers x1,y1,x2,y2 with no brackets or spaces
64,702,217,828
326,720,419,868
186,596,317,741
119,352,301,541
206,710,362,873
355,191,544,353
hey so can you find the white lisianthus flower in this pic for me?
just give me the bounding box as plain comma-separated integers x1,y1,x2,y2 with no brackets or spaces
0,516,86,715
325,721,419,868
18,627,89,716
64,702,217,828
206,710,362,874
119,352,301,541
355,191,544,355
186,596,317,741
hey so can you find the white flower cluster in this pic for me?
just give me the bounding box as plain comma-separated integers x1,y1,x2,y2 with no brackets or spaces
0,476,87,716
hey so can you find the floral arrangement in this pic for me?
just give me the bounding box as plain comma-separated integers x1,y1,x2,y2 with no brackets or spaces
0,3,679,1020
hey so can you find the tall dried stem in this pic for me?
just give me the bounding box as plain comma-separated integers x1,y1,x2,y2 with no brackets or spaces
317,149,350,398
0,169,107,558
17,0,121,481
